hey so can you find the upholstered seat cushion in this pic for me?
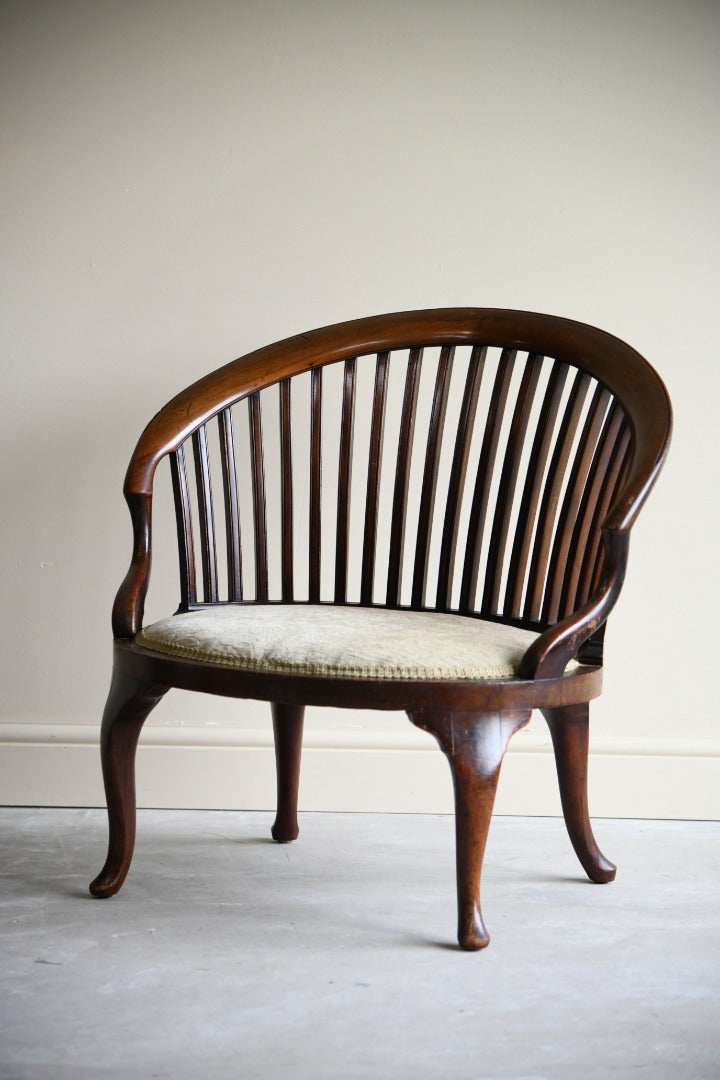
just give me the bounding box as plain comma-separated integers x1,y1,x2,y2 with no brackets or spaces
136,604,564,681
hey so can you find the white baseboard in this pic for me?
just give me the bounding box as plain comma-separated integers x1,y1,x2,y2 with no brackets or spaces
1,722,718,819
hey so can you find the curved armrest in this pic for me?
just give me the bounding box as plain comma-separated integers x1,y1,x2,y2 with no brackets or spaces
111,490,153,639
518,528,630,680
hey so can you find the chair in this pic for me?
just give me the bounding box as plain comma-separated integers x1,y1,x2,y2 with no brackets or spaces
90,308,671,950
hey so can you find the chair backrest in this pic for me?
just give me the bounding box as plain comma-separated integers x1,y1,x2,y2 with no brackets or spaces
114,310,671,652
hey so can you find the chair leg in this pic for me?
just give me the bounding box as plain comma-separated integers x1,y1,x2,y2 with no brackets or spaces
89,666,167,898
409,708,530,950
270,703,305,843
541,702,616,883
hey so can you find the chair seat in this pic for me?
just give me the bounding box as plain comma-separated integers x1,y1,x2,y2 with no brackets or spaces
136,604,570,681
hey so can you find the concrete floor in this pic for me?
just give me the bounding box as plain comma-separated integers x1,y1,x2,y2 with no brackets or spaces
1,809,718,1080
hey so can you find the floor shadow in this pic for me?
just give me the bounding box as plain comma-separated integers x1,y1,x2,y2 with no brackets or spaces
531,874,603,886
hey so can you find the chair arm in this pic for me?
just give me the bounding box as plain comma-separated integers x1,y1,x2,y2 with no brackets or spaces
517,528,630,680
111,491,152,639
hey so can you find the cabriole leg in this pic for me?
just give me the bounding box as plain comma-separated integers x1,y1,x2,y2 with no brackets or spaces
409,709,531,951
271,703,305,843
542,702,616,883
89,666,167,898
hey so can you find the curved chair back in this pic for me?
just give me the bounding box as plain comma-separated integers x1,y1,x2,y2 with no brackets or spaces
114,310,671,652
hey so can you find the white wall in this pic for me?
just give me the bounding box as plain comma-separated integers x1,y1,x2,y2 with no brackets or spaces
2,0,718,816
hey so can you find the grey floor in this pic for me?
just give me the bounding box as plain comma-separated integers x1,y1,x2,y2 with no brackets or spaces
1,810,718,1080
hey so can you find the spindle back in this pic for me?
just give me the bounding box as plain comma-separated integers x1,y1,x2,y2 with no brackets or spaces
114,310,671,647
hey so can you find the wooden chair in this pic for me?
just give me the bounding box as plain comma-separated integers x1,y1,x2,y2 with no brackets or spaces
90,309,671,950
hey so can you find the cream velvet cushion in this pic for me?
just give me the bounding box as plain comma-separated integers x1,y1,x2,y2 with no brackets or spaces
136,605,560,680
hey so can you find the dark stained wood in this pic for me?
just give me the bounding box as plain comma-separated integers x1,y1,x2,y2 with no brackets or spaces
218,408,243,602
519,527,631,681
96,307,672,951
409,708,531,949
503,360,570,618
308,367,323,602
89,668,167,897
386,347,423,607
412,345,455,609
436,345,487,611
542,383,611,624
111,491,153,638
191,424,218,603
575,434,633,671
271,702,305,842
542,703,616,882
586,430,633,603
459,349,516,612
558,402,625,617
279,379,294,601
576,624,607,668
360,352,389,605
481,353,543,616
248,392,268,601
124,309,671,535
169,445,197,609
522,371,592,622
334,358,356,603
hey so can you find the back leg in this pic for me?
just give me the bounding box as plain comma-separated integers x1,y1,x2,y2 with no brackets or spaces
89,665,167,898
542,702,616,883
271,703,305,842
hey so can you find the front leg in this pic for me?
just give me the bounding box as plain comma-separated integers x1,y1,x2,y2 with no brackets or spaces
90,665,167,898
409,709,530,950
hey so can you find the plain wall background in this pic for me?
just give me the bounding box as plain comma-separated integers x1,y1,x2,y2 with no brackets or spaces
2,0,718,811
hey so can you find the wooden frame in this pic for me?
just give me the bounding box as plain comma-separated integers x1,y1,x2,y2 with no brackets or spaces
91,309,672,950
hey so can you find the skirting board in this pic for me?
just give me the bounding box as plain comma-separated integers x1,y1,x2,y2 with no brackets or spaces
1,722,718,819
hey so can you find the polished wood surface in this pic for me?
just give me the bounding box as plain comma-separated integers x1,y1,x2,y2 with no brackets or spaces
386,345,423,607
270,703,305,843
94,308,672,949
542,702,616,883
410,708,532,950
89,669,167,898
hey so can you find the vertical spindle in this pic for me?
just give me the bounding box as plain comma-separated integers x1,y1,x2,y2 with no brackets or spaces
218,408,243,602
334,358,356,603
309,367,323,602
170,444,197,609
279,378,294,601
249,391,268,601
360,352,389,605
191,424,218,603
459,349,516,613
386,347,423,607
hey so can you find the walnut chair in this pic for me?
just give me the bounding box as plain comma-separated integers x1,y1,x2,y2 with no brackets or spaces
90,309,671,950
